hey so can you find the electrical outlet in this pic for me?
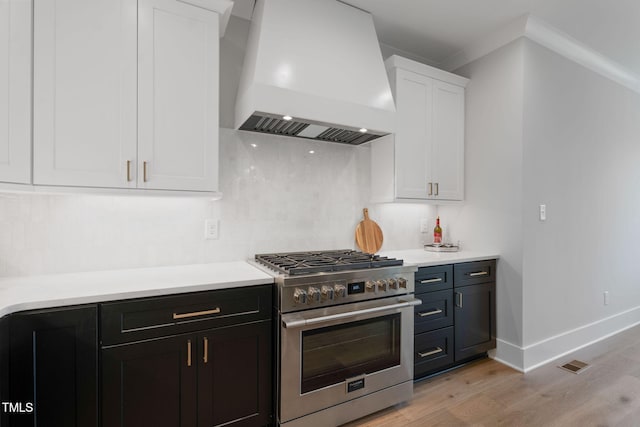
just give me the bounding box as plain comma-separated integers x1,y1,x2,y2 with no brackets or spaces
420,219,430,233
603,291,609,306
204,219,219,240
539,204,546,221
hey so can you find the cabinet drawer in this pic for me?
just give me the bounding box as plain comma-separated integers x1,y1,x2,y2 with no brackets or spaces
415,265,453,293
454,260,496,287
101,284,272,346
414,327,454,379
414,289,453,334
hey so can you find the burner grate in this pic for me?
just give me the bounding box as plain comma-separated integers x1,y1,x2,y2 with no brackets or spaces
255,250,403,275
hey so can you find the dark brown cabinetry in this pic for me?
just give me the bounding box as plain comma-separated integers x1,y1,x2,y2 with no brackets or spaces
414,260,496,380
5,305,99,427
101,284,273,427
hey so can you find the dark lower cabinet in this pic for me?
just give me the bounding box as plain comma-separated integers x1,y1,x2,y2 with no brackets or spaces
7,305,98,427
454,281,496,362
198,321,272,427
414,260,497,380
102,321,272,427
102,334,198,427
101,284,273,427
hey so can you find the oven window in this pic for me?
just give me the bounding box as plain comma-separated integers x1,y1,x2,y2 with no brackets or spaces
301,313,401,394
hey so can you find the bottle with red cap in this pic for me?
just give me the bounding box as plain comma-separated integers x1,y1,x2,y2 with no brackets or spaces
433,216,442,245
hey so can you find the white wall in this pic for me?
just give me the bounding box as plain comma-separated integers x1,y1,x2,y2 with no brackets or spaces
520,40,640,367
441,36,640,371
0,15,434,277
438,40,526,365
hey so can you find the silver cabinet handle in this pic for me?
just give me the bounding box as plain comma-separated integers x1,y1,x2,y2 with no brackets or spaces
187,339,192,367
417,309,442,317
420,278,443,284
428,182,433,196
143,161,148,182
418,347,443,358
435,182,439,196
126,160,132,182
203,337,209,364
469,271,489,277
455,292,463,308
173,308,221,320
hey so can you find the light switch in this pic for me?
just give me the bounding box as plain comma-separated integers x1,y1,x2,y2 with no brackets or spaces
205,219,219,240
539,204,546,221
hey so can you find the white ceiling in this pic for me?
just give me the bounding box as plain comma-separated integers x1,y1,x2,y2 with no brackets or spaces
231,0,640,76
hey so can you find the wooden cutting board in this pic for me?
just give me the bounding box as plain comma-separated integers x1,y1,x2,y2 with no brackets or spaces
355,208,383,254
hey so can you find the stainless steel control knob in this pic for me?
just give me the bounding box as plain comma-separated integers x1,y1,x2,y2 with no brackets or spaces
388,278,398,289
293,288,307,304
365,281,376,292
321,285,335,301
377,280,388,292
398,277,407,289
307,287,321,303
334,284,346,298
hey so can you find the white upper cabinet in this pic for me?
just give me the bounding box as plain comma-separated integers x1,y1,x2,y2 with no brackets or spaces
138,0,219,191
33,0,138,189
371,55,468,203
0,0,31,184
31,0,228,193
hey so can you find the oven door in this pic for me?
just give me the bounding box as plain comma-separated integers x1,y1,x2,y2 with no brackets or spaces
279,295,420,424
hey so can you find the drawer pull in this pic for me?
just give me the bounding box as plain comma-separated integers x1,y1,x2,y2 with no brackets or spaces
418,347,443,358
455,292,463,308
420,278,443,284
469,271,489,277
187,339,192,367
418,309,443,317
203,337,209,364
173,308,221,320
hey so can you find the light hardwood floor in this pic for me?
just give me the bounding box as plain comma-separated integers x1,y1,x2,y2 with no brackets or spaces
344,326,640,426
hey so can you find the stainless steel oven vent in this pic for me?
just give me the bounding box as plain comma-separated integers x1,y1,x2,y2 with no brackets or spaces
239,113,386,145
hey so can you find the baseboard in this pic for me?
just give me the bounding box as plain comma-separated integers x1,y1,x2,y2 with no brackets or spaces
491,305,640,373
522,305,640,372
493,339,524,372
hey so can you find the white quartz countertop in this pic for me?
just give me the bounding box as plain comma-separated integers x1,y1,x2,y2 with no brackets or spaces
0,262,274,318
379,249,500,267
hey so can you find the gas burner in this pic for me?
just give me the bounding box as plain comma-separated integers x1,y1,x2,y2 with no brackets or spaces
255,249,402,275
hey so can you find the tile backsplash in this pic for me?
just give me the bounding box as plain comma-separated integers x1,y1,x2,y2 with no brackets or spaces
0,129,435,277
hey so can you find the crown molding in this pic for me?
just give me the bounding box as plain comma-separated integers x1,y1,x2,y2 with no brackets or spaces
441,14,640,94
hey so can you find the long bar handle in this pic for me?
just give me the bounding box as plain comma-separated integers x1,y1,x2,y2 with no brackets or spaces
455,292,463,308
428,182,433,196
187,339,192,367
420,278,443,284
282,298,422,329
173,308,221,320
418,347,443,358
126,160,132,182
203,337,208,364
469,271,489,277
435,182,439,196
418,309,443,317
143,161,148,182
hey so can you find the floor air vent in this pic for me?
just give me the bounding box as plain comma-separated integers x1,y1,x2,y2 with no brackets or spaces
558,360,590,374
239,114,386,145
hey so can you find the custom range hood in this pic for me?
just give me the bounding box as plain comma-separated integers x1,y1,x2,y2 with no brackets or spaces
235,0,395,145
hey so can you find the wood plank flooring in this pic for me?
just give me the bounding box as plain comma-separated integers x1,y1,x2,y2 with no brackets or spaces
344,325,640,426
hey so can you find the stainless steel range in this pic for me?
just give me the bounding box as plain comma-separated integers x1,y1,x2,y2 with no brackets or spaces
254,250,420,427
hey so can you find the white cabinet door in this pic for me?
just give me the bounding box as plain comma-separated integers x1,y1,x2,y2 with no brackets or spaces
32,0,137,188
394,68,432,199
138,0,219,192
0,0,31,184
431,80,464,201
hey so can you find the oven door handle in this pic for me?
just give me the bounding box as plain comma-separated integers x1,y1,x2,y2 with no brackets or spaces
282,297,422,329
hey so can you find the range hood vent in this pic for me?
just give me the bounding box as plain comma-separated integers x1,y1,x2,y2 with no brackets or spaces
239,113,384,145
235,0,395,144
